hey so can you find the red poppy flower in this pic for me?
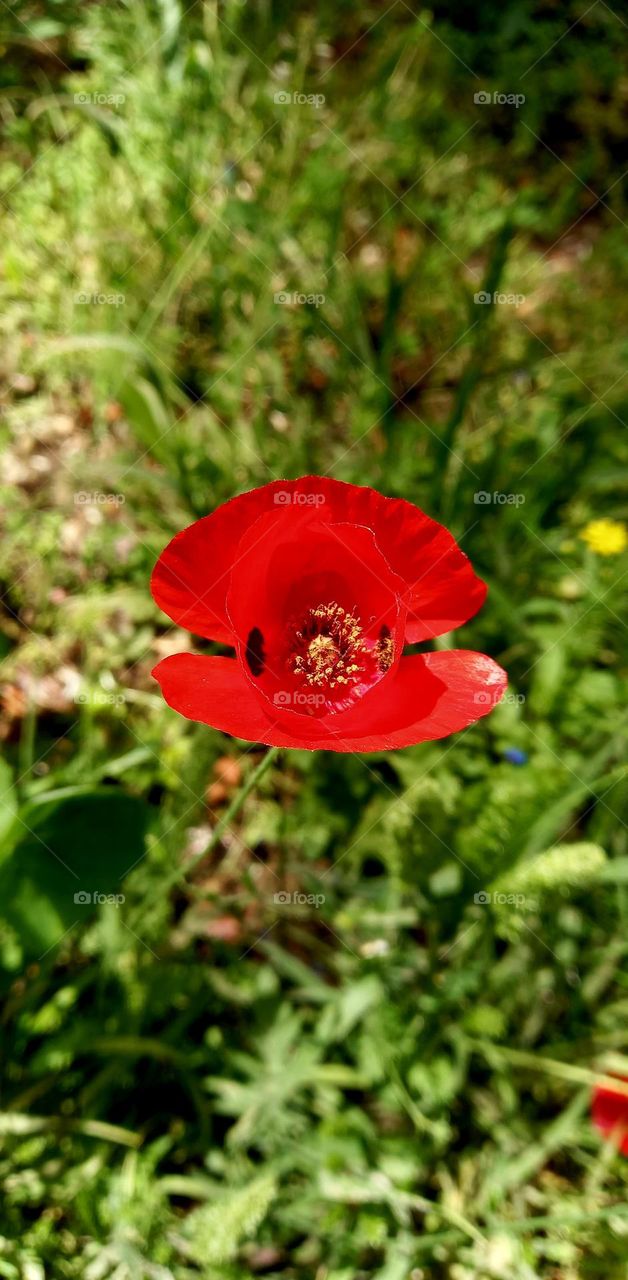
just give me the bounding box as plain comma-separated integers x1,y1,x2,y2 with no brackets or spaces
591,1078,628,1155
151,476,506,752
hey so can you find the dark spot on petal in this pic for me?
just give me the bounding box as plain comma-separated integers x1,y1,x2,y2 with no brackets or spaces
246,627,265,677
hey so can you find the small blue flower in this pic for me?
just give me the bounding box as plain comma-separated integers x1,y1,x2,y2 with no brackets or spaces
503,747,528,766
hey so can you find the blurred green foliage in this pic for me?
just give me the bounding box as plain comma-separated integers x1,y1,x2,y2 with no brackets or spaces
0,0,627,1276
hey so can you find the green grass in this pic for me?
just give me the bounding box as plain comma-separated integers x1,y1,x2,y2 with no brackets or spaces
0,1,628,1276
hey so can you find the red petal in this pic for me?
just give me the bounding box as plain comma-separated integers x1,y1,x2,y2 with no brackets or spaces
269,477,487,641
592,1081,628,1155
152,649,506,752
312,481,487,642
151,477,486,644
150,485,289,644
311,650,507,751
152,654,281,742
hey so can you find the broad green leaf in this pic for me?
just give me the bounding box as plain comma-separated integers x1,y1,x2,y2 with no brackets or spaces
0,789,148,958
119,376,173,466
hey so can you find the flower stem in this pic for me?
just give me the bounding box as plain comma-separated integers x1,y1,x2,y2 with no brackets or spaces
164,745,281,898
205,745,281,859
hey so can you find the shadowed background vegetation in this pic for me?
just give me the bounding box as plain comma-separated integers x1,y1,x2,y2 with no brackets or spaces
0,0,627,1276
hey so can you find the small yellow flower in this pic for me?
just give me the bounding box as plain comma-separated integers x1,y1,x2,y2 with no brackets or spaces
581,518,627,557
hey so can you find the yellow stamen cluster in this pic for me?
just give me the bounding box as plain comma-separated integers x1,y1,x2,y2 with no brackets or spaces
290,602,370,689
